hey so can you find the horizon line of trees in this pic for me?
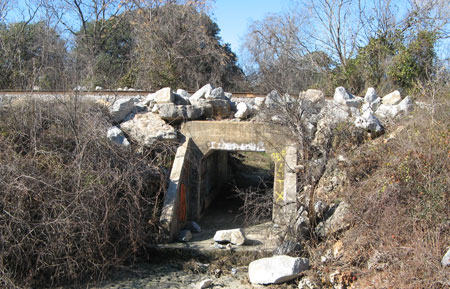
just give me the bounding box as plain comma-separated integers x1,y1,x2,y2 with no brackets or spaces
0,0,449,96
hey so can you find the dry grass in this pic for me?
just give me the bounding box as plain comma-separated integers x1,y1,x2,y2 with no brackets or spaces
340,94,450,288
0,96,176,288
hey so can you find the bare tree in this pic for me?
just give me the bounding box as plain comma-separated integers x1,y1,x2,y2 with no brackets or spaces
242,12,332,93
304,0,364,71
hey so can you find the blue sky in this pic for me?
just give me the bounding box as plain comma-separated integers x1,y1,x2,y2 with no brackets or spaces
211,0,291,59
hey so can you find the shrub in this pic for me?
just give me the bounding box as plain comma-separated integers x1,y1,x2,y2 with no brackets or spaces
0,96,175,287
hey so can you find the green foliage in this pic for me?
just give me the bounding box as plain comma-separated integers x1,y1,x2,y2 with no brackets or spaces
388,30,436,90
328,30,437,95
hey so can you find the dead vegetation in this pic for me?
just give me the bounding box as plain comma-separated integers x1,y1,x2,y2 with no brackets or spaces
304,94,450,288
0,96,176,288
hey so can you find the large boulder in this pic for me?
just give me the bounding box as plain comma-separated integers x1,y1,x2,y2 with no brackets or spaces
106,126,130,146
333,87,354,105
364,87,378,103
299,89,325,105
376,95,414,118
265,90,282,107
190,84,214,101
248,255,309,284
376,103,400,118
174,93,190,105
234,102,252,119
382,90,402,105
214,228,246,245
397,95,414,113
158,103,203,122
120,112,177,146
361,97,381,113
354,110,384,135
109,97,138,123
316,201,351,238
153,87,174,104
205,99,232,118
176,89,191,98
254,97,266,108
206,87,226,100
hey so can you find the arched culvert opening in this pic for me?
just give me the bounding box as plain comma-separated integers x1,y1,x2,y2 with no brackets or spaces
196,150,274,236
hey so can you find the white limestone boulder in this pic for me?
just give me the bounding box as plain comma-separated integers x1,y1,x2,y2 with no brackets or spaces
153,87,174,104
377,95,414,118
333,87,354,105
190,84,214,101
316,201,351,238
205,99,232,118
214,228,246,245
397,95,414,113
299,89,325,105
120,112,177,146
376,104,399,118
206,87,226,100
254,97,266,108
176,89,191,98
158,103,204,121
265,90,282,107
382,90,402,105
364,87,378,103
173,93,190,105
248,255,309,284
109,97,138,123
106,126,129,146
354,110,384,135
234,102,252,119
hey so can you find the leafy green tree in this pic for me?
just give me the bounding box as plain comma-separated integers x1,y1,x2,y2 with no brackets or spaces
388,30,437,90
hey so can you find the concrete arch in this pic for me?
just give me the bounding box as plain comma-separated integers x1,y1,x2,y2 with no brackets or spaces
160,121,298,241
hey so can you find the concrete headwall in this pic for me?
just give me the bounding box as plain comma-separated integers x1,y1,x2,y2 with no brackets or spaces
161,121,299,241
159,138,202,240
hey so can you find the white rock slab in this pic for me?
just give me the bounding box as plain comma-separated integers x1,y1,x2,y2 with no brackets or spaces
248,255,309,284
213,228,246,245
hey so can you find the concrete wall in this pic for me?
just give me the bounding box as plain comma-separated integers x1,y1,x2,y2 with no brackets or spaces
159,138,202,241
161,121,299,241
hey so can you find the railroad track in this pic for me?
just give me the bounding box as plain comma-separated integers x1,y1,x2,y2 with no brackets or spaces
0,90,267,98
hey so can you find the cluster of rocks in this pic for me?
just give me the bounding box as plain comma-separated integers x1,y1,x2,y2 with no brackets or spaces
105,84,246,147
333,86,413,136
